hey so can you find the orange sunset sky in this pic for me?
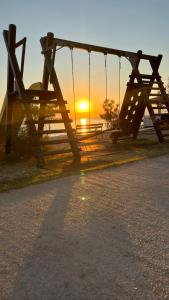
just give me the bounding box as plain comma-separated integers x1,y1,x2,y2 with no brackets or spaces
0,0,169,120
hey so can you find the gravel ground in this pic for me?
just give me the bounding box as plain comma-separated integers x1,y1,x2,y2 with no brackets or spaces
0,155,169,300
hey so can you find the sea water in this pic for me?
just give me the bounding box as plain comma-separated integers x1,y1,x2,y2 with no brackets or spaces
45,117,107,137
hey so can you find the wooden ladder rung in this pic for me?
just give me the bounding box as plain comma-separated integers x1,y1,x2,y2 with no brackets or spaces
153,81,164,85
140,74,156,79
142,81,151,85
154,113,169,117
22,100,67,105
150,99,167,104
150,87,161,90
152,106,167,109
25,90,57,99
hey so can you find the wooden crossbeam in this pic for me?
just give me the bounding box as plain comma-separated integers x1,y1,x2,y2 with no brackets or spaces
41,36,160,62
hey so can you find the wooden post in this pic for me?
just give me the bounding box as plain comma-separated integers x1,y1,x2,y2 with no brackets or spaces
41,33,81,162
5,24,16,154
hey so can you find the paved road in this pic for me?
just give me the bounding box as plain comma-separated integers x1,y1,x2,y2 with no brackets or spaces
0,156,169,300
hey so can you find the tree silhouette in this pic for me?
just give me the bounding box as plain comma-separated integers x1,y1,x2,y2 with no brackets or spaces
100,99,119,129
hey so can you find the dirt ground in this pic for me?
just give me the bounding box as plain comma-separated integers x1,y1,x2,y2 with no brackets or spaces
1,131,169,193
0,155,169,300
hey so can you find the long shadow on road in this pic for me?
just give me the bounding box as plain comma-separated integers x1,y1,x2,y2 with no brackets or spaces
6,168,158,300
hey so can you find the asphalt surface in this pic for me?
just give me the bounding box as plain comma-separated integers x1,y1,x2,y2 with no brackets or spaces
0,155,169,299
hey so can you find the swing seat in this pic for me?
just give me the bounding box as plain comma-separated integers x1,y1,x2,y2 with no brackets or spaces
76,123,103,135
108,129,133,143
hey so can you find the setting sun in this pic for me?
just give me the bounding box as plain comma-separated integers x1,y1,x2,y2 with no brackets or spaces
76,99,89,112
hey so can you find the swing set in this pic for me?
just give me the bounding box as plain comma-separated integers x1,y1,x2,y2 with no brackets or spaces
0,24,169,166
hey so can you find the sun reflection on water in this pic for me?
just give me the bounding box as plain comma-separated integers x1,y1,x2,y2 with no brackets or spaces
80,118,87,125
80,118,87,133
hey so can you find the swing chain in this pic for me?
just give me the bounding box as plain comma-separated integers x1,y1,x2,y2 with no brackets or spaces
118,56,121,112
104,53,108,101
88,50,91,124
70,47,77,128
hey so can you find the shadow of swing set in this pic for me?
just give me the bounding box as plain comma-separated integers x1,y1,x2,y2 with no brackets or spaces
0,24,169,167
